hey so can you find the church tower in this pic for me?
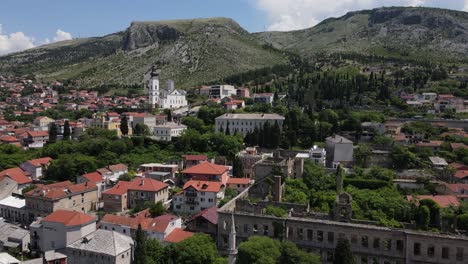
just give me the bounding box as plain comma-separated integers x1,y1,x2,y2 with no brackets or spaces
228,213,238,264
148,65,160,108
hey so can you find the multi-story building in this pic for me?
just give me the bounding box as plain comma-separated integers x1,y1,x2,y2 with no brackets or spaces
30,210,96,253
66,229,134,264
236,147,272,178
201,85,237,99
20,131,49,148
0,220,30,253
20,157,52,180
182,155,208,169
147,66,188,109
186,206,218,239
253,93,274,105
24,181,98,220
102,181,130,212
127,178,169,209
215,113,285,136
181,161,230,184
325,135,354,168
153,122,187,141
0,167,32,200
173,180,225,214
139,163,178,182
0,195,27,225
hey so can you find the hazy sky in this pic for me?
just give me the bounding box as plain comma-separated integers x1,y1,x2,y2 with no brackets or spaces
1,0,467,55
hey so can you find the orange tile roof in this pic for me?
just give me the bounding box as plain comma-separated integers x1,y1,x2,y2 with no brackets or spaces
27,131,49,137
227,177,250,185
27,157,52,167
82,172,103,183
26,181,96,200
43,210,95,227
182,161,228,175
0,167,32,184
407,195,460,208
415,141,443,147
107,164,128,172
188,206,218,225
163,228,194,243
103,181,131,196
183,180,224,193
128,178,168,192
454,170,468,179
0,135,20,142
101,213,178,234
451,143,468,150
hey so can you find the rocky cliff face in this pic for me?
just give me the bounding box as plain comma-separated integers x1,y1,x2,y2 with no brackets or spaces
123,22,182,51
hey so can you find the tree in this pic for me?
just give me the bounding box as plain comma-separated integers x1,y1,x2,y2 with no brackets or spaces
172,233,218,264
333,238,355,264
233,156,245,178
49,123,58,143
354,144,372,168
134,123,151,136
416,205,430,230
120,115,129,136
134,224,146,264
145,238,165,264
279,240,321,264
237,236,281,264
149,201,166,217
63,120,71,140
225,121,230,135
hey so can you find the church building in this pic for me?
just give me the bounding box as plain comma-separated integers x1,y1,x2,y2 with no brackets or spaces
148,66,188,109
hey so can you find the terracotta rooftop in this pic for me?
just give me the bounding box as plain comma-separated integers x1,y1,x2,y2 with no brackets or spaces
183,180,224,193
227,177,251,185
163,228,194,243
182,161,228,175
43,210,95,227
407,195,460,208
26,157,52,167
188,206,218,225
128,178,168,192
26,181,96,200
0,167,32,184
82,172,103,183
103,181,131,196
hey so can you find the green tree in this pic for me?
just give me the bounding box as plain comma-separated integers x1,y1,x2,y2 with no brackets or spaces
416,205,430,230
145,238,165,264
134,224,146,264
237,236,281,264
354,144,372,168
49,123,58,143
279,240,321,264
173,233,218,264
63,120,71,140
149,201,166,217
233,156,245,178
333,238,355,264
134,123,151,136
120,115,129,136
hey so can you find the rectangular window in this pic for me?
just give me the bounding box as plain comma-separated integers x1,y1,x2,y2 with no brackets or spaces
297,228,303,240
317,231,323,242
396,240,404,252
351,234,358,244
414,243,421,256
361,236,368,248
442,247,449,259
307,229,313,241
456,247,464,261
263,225,269,236
327,232,334,243
427,245,435,257
373,238,380,249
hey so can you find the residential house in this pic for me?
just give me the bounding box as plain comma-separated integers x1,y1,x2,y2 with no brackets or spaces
24,181,98,220
127,178,169,209
407,195,459,208
0,195,27,225
226,177,251,194
20,131,49,148
201,85,237,99
182,155,208,169
415,141,443,152
102,181,130,212
29,210,96,253
77,172,106,200
436,183,468,202
186,206,218,239
33,116,54,129
236,87,250,98
384,121,404,135
153,122,187,141
325,135,354,168
0,220,30,253
139,163,178,182
0,252,20,264
309,145,326,166
253,93,274,105
181,161,230,184
0,135,21,147
20,157,52,180
429,156,449,170
0,167,32,200
172,180,225,214
66,229,134,264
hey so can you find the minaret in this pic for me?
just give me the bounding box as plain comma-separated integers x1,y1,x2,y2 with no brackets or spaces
228,213,237,264
148,65,160,108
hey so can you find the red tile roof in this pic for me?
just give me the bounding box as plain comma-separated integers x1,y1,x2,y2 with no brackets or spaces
182,162,228,175
43,210,95,227
163,228,194,243
26,181,96,200
0,135,20,142
450,163,468,171
0,167,32,184
182,155,208,161
189,206,218,225
128,178,168,192
227,177,251,185
451,143,468,150
107,164,128,172
103,181,131,196
82,172,103,183
26,131,49,137
415,141,443,147
441,183,468,194
101,213,179,234
454,170,468,179
27,157,52,167
407,195,460,208
183,180,224,193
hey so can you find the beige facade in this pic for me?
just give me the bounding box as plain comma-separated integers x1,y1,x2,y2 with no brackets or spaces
102,193,128,212
127,188,168,208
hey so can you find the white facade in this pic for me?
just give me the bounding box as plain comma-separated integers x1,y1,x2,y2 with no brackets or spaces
215,113,285,136
172,181,225,215
309,145,326,166
202,85,237,99
148,70,187,109
153,122,187,141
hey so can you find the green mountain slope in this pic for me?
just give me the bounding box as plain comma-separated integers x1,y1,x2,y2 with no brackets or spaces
256,7,468,61
0,18,288,88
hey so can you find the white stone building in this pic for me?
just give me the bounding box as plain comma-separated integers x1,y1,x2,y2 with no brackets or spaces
173,180,225,215
201,85,237,99
215,113,285,136
309,145,326,166
148,66,187,109
153,122,187,141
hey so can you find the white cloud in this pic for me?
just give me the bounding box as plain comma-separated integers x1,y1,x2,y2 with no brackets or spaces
254,0,466,31
0,25,72,55
53,29,72,42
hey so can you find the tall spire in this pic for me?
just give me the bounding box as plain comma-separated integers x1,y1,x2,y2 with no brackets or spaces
228,212,237,264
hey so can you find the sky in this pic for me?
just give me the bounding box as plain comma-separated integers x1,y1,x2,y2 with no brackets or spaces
0,0,468,55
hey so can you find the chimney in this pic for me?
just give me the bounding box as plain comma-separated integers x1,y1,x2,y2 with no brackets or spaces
273,175,282,202
140,179,144,186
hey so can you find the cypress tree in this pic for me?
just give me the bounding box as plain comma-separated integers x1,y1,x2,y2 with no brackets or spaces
134,224,146,264
120,115,129,136
271,121,281,149
63,120,70,140
225,121,230,135
49,123,58,143
333,238,355,264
